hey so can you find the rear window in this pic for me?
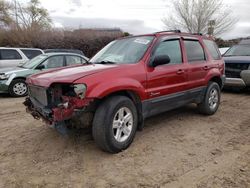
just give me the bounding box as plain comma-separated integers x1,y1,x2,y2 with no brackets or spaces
20,49,42,59
203,40,221,60
184,40,206,62
0,49,22,60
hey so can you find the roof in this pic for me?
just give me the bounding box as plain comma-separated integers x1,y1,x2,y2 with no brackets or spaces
0,47,43,50
119,30,213,40
44,52,88,59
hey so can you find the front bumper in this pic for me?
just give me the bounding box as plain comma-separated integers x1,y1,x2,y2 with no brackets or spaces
225,78,246,87
24,96,94,127
225,70,250,88
0,80,9,93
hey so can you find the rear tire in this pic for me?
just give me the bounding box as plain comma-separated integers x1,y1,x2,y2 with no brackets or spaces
92,96,138,153
9,79,28,97
198,82,221,115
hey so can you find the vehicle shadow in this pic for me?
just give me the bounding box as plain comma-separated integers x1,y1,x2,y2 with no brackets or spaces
222,88,250,95
0,93,11,98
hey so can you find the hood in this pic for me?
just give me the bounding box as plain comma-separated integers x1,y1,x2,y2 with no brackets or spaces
27,64,118,87
223,56,250,64
0,67,29,75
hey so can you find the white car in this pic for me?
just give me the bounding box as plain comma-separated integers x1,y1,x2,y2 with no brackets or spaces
219,47,230,56
0,47,44,68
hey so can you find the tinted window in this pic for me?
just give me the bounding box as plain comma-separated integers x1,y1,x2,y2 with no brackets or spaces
0,49,22,60
66,56,84,66
20,49,42,59
154,40,182,64
184,40,206,62
41,56,64,69
203,40,221,60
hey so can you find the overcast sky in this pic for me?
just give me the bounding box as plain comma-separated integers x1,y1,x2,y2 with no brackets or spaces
20,0,250,39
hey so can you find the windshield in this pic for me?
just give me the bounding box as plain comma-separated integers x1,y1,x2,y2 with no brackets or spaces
21,54,48,69
90,36,154,64
224,45,250,56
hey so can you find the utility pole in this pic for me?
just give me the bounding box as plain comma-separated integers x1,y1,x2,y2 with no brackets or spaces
208,20,215,36
14,0,18,28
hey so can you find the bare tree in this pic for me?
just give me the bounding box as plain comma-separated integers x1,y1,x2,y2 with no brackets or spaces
0,0,13,27
162,0,237,35
13,0,51,30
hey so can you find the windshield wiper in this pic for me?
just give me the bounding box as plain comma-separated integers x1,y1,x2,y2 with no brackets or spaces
95,60,116,64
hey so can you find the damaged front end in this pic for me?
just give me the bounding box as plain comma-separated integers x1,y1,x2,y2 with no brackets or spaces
24,83,95,134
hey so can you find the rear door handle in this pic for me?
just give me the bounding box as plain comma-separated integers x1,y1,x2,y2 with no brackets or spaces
176,69,185,74
203,66,210,70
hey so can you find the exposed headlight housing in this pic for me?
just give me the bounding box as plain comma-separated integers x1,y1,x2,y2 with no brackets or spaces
0,73,10,80
73,84,87,99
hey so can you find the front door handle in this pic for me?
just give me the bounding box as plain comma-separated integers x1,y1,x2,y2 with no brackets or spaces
176,69,185,74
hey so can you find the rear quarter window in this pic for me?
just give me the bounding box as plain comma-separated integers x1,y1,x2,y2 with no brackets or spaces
0,49,22,60
203,40,221,60
20,49,43,59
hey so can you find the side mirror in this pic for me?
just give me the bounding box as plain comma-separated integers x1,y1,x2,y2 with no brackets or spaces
36,64,45,70
150,55,171,67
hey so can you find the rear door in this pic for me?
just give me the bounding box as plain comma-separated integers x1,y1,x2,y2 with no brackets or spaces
20,49,43,59
183,38,208,90
145,38,188,116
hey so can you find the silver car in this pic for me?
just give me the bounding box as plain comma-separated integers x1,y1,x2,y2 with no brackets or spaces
0,47,44,68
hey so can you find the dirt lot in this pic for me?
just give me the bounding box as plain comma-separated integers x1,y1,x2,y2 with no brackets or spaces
0,91,249,188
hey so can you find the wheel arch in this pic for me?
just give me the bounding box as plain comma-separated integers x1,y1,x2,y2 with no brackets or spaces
12,77,27,81
96,89,144,130
209,76,223,89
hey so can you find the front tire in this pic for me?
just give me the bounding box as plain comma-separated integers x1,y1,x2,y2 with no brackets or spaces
92,96,138,153
9,79,28,97
198,82,221,115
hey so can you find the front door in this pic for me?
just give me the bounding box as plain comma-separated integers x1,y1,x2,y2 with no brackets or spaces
145,38,188,116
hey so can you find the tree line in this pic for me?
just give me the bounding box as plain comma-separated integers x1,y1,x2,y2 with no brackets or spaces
0,0,124,57
0,0,239,57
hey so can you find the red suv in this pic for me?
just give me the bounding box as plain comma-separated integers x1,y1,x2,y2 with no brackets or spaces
24,31,225,153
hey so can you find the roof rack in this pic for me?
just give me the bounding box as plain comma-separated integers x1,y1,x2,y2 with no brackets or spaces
155,30,181,34
192,33,203,36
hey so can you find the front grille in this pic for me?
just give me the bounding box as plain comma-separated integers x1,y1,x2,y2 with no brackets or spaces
225,63,249,78
28,85,48,106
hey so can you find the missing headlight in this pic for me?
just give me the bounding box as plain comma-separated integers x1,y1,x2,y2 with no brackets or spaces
73,84,87,99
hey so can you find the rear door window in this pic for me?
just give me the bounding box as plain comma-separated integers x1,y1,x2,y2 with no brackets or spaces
0,49,22,60
184,40,206,62
20,49,43,59
66,55,84,66
203,40,221,60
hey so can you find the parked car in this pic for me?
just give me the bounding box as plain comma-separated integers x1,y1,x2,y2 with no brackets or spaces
223,40,250,89
0,53,88,97
24,31,225,153
219,47,230,55
0,47,44,68
44,49,85,56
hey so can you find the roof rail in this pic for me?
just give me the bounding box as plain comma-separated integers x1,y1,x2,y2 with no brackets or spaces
155,30,181,34
192,33,203,36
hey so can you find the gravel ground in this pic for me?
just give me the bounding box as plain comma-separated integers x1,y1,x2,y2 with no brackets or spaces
0,91,249,188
